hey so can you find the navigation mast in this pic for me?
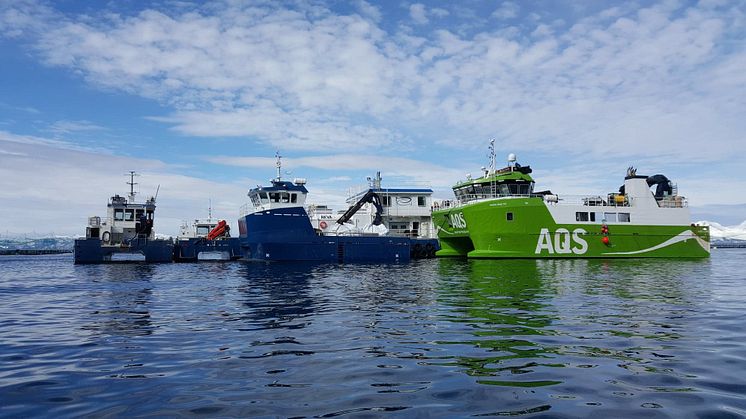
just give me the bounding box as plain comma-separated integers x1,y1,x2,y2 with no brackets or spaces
126,171,139,203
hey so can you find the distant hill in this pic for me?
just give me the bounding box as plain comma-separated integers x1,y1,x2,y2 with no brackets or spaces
0,237,75,251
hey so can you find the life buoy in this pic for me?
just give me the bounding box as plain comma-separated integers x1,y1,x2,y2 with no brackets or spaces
319,221,328,229
102,231,111,244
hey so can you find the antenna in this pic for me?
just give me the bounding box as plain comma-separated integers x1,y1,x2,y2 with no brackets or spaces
125,171,139,202
208,199,212,219
154,184,160,202
275,151,282,181
488,139,496,174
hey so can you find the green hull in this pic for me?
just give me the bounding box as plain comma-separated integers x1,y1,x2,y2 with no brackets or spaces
433,197,710,258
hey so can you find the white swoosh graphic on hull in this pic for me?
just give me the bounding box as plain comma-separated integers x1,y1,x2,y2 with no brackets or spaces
602,230,709,256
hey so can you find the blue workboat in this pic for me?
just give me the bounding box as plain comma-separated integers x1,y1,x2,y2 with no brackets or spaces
74,172,173,264
238,155,438,262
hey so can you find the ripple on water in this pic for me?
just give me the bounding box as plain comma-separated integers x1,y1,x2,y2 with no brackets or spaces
1,253,745,417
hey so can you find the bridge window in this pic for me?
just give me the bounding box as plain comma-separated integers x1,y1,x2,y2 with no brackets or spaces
114,209,124,221
291,193,297,203
259,192,269,203
269,192,280,203
125,209,134,221
418,196,426,206
604,212,618,223
281,192,290,203
590,212,597,222
136,209,144,220
576,212,589,222
618,213,631,222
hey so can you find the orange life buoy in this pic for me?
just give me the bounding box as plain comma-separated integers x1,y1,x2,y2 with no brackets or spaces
319,221,328,229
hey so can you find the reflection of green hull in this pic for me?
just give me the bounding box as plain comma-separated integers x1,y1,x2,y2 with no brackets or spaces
433,198,710,258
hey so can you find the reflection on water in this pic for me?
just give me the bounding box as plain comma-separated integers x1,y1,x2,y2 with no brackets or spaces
436,259,559,387
1,253,744,418
81,264,155,337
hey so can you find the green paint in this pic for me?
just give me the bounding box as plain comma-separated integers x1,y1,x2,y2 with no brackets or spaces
434,197,710,258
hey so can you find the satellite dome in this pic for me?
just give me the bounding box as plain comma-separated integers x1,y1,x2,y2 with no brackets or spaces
508,153,517,163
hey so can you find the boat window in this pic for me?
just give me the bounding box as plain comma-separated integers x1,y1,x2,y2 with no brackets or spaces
618,213,631,222
269,192,280,203
418,196,426,206
604,212,617,223
196,226,210,235
518,184,530,195
382,196,391,206
281,192,290,203
576,212,589,222
590,212,596,222
114,209,124,221
259,192,269,203
135,209,144,220
125,209,135,221
147,210,153,220
499,184,510,195
506,212,514,221
291,193,297,203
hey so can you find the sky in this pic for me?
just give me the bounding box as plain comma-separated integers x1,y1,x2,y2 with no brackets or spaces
1,0,745,236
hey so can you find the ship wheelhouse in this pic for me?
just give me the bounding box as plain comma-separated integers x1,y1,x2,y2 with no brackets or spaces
244,179,309,215
453,165,536,203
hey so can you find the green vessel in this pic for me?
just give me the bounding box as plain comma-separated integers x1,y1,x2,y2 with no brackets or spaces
433,144,710,258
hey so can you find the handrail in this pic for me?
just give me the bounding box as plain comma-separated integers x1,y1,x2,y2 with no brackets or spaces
433,193,687,210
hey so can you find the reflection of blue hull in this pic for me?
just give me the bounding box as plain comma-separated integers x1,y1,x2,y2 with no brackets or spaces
74,238,174,264
173,237,242,262
239,207,438,262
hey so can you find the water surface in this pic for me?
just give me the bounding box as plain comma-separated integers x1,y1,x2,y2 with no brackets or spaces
1,251,745,417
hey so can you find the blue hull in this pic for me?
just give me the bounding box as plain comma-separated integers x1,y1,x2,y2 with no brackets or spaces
239,207,438,263
74,238,174,264
173,237,242,262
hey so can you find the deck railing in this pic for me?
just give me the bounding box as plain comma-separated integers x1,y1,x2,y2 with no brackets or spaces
433,193,687,210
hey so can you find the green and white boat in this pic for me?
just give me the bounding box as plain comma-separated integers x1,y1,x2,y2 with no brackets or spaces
432,143,710,258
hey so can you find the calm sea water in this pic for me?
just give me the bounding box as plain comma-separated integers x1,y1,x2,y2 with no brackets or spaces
1,251,745,418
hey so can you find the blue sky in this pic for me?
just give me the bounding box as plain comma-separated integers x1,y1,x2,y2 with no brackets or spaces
1,0,745,236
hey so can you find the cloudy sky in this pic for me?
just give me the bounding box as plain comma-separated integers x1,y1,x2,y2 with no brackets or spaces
1,0,745,236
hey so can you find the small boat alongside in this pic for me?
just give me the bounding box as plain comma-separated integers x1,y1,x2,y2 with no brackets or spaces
173,212,241,262
74,172,173,264
432,141,710,258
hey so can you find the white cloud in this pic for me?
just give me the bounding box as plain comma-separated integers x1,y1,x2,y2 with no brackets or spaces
0,131,251,236
1,0,745,209
491,2,519,20
409,3,428,25
355,0,381,22
48,120,106,134
206,153,466,188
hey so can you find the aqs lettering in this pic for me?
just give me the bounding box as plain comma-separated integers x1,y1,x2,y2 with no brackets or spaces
449,212,467,229
535,228,588,255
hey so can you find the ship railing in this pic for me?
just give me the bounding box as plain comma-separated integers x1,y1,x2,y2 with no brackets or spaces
656,196,688,208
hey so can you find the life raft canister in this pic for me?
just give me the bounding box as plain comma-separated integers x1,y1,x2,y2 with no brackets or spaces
319,221,328,229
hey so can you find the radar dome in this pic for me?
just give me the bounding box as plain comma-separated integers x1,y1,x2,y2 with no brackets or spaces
508,153,517,163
